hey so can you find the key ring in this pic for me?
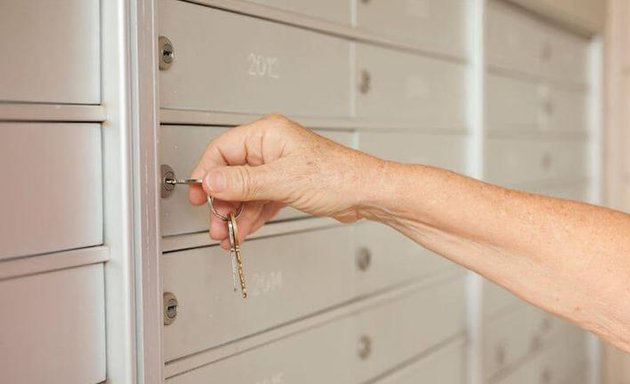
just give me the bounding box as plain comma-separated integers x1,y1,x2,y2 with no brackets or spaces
207,195,244,221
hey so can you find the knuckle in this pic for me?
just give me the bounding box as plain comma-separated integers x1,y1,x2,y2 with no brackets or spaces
262,113,289,124
235,166,261,199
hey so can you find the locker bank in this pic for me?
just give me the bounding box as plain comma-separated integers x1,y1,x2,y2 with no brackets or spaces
1,0,627,383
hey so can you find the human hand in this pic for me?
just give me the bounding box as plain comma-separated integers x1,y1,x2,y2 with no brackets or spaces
188,114,381,249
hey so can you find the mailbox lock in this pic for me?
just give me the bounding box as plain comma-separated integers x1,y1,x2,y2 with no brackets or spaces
530,334,543,352
359,69,372,95
356,247,372,271
540,367,552,384
357,335,373,360
495,343,506,366
163,292,178,325
161,164,176,198
161,164,203,198
540,316,553,332
159,36,175,70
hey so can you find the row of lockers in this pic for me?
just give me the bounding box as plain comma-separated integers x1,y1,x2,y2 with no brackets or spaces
1,1,587,110
0,122,589,260
0,0,597,383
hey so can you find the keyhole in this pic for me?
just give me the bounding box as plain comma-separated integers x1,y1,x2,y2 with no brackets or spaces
163,292,178,325
359,70,372,94
357,335,373,360
159,36,175,70
162,46,174,63
356,247,372,271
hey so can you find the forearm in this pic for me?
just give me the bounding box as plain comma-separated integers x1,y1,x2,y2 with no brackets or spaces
360,159,630,351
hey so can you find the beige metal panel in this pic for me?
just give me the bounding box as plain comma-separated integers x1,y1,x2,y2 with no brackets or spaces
492,354,540,384
484,138,588,187
358,131,468,170
354,278,466,382
483,280,521,319
0,264,106,383
166,281,464,383
246,0,351,25
487,74,541,132
0,0,100,103
508,0,606,34
355,0,469,59
527,183,590,201
494,337,588,384
487,0,548,77
166,317,357,384
159,125,355,237
355,132,466,294
0,123,103,260
542,26,590,85
162,226,355,361
488,75,588,133
374,339,466,384
355,222,455,295
158,0,351,118
488,0,591,85
355,44,467,129
483,305,559,380
542,86,588,132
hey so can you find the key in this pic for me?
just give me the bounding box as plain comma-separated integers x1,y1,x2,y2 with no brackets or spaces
228,211,247,298
206,195,247,298
226,212,239,293
165,178,202,186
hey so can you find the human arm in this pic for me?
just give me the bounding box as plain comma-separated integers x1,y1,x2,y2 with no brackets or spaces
189,115,630,352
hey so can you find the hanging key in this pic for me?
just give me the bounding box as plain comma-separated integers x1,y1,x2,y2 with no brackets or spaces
228,211,248,298
160,164,248,298
207,195,247,299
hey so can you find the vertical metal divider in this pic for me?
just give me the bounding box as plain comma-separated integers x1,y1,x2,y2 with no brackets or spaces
586,35,604,384
101,0,141,382
466,1,487,383
129,0,164,382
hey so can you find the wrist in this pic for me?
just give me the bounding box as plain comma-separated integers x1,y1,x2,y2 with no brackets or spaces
353,156,404,224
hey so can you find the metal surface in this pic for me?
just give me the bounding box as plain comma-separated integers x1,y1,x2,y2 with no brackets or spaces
158,0,351,117
163,292,178,325
161,226,355,362
359,69,372,95
355,43,467,128
357,335,373,360
158,36,174,70
356,247,372,271
161,164,176,198
0,265,106,383
207,196,244,222
0,0,100,103
356,0,468,59
228,212,247,298
0,123,103,259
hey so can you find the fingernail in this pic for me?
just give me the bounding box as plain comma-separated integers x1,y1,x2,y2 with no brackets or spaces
205,171,226,192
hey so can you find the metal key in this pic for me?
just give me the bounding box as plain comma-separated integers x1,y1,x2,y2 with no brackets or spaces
165,178,202,186
228,211,247,298
163,171,248,298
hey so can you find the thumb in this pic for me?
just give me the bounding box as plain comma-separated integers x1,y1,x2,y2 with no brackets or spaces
203,165,280,202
